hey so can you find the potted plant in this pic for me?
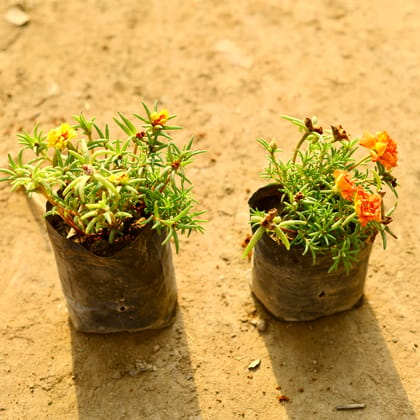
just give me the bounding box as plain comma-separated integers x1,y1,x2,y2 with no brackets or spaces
243,116,398,321
0,102,205,333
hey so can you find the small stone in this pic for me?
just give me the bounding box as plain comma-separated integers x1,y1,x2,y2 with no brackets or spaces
5,6,30,26
257,319,267,332
248,359,261,370
135,360,147,371
392,338,398,343
128,368,140,377
111,371,122,379
153,344,161,353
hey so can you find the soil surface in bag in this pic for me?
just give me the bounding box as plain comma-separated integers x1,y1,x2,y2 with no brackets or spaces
46,214,177,333
248,184,373,321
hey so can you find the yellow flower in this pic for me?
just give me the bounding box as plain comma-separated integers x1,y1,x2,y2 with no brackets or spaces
47,123,77,150
150,109,169,128
108,172,129,184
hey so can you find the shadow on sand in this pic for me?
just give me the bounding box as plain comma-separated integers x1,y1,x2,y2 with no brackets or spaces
70,309,201,419
255,298,416,419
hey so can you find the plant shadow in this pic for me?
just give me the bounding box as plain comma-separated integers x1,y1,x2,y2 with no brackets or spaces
254,297,416,419
70,309,201,419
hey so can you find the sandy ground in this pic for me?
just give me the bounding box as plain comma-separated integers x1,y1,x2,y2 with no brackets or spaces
0,0,419,419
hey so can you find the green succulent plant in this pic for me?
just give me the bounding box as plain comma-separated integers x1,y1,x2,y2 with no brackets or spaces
0,102,205,252
243,116,399,272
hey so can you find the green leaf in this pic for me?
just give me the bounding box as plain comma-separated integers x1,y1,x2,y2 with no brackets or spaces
113,113,136,136
142,102,152,119
133,113,149,124
242,225,265,258
274,226,291,250
63,177,84,197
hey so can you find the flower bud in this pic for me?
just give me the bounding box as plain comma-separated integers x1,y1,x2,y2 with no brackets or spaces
269,140,277,152
82,164,95,175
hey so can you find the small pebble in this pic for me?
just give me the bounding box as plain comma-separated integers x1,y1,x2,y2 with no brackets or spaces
111,371,122,379
257,319,267,332
128,368,139,377
5,5,30,26
248,359,261,370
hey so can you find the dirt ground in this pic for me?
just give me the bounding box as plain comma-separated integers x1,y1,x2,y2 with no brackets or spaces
0,0,419,419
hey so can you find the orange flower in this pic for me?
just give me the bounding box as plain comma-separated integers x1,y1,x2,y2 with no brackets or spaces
333,170,356,200
354,187,382,227
150,109,169,128
360,131,398,170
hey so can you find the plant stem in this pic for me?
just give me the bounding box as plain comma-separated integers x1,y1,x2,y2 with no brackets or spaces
158,166,179,194
342,212,357,227
38,185,85,235
348,155,371,170
292,132,310,163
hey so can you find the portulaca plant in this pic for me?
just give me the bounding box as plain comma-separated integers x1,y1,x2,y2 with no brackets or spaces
0,102,205,253
243,116,398,272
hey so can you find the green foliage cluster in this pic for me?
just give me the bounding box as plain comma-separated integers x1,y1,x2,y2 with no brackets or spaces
243,116,398,272
0,102,205,252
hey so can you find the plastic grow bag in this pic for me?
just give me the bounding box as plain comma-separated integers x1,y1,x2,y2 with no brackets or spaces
248,184,373,321
46,214,177,333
